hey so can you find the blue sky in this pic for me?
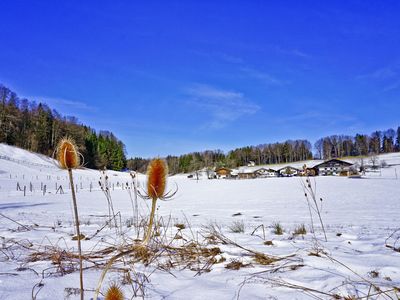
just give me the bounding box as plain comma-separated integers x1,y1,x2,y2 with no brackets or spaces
0,1,399,158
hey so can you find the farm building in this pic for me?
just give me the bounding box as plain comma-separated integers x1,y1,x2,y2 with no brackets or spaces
254,167,278,178
237,167,278,179
313,159,353,176
278,166,301,177
215,167,232,179
238,169,256,179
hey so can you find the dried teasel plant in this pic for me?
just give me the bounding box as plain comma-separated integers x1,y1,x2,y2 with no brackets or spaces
138,158,177,245
104,283,124,300
94,159,176,300
57,137,80,169
56,137,84,300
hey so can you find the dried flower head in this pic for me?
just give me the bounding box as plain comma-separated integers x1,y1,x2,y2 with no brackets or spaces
56,138,80,169
105,283,124,300
147,158,168,199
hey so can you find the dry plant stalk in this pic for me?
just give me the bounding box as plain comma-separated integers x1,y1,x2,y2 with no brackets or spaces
143,158,168,245
99,169,118,231
128,171,139,237
57,137,84,300
301,176,327,242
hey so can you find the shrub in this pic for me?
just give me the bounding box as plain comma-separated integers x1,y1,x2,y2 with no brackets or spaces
272,222,283,235
293,224,307,235
229,220,245,233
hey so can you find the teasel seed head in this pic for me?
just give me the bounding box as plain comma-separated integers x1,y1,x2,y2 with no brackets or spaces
147,158,168,200
56,137,80,169
105,283,124,300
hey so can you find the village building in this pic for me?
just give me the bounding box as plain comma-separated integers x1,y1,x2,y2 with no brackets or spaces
254,167,278,178
230,169,239,179
238,169,256,179
278,166,301,177
215,167,232,179
313,158,353,176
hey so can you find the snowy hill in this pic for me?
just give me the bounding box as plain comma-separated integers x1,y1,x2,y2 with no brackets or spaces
0,143,56,167
0,143,133,197
236,152,400,172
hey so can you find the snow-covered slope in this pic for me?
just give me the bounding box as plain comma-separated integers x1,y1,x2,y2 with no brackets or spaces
0,143,56,167
233,152,400,174
0,143,133,196
1,143,400,299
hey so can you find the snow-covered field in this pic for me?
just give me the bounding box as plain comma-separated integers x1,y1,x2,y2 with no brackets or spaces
1,143,400,299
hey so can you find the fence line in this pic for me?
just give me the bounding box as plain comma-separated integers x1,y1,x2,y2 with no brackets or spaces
0,155,57,169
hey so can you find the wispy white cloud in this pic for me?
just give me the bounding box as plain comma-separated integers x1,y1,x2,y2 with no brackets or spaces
357,67,397,80
190,50,244,64
185,84,260,129
290,49,311,58
356,64,400,93
276,111,357,124
240,67,284,86
273,45,312,59
218,53,244,64
383,80,400,92
191,50,286,86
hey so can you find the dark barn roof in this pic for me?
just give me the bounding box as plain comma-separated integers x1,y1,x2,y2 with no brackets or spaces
278,166,301,171
254,167,277,172
313,158,353,169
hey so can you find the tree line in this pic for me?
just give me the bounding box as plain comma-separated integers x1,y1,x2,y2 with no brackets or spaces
128,129,400,174
2,84,399,174
127,140,314,174
0,84,126,170
314,128,400,160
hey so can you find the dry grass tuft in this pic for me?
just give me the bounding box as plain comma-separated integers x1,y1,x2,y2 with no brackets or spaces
205,234,218,245
273,222,283,235
174,223,186,230
28,247,88,277
254,253,277,265
225,259,248,270
293,224,307,236
200,247,221,257
229,220,245,233
71,234,86,241
131,245,153,265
